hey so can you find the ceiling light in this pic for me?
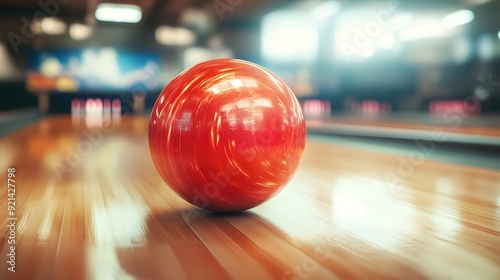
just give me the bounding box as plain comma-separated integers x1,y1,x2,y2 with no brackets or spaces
262,11,318,63
69,24,92,40
311,1,341,21
399,19,450,41
95,3,142,23
40,17,66,35
443,10,474,28
155,26,196,46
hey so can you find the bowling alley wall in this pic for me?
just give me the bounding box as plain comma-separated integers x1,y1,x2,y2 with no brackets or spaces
1,1,500,115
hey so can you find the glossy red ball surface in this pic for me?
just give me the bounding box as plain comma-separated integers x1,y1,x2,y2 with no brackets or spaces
149,59,306,212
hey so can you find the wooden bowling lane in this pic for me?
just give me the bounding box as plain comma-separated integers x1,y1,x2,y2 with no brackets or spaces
311,115,500,137
1,115,499,280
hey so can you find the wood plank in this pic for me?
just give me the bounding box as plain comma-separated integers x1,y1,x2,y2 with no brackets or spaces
0,115,499,279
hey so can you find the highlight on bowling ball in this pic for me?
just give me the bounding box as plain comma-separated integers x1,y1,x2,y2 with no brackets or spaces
149,59,306,212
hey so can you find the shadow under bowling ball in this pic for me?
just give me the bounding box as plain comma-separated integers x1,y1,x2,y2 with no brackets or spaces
116,208,292,279
114,208,286,279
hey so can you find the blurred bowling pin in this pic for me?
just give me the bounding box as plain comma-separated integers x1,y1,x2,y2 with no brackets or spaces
71,98,80,126
94,98,103,127
103,99,111,124
85,98,95,128
71,98,79,115
324,101,331,116
112,98,121,124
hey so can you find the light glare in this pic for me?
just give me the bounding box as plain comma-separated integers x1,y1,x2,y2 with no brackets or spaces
40,17,67,35
155,26,196,46
69,24,92,40
399,19,449,41
262,11,318,63
95,3,142,23
443,10,474,28
311,1,341,21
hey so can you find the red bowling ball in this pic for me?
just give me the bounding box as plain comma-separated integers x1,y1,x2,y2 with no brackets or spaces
149,59,306,212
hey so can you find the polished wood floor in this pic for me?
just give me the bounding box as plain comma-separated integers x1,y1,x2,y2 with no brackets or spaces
1,115,499,280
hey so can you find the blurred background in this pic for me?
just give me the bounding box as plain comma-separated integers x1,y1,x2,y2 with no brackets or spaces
0,0,499,129
1,3,500,279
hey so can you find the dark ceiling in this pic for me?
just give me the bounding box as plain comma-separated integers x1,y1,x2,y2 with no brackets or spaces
0,0,295,28
0,0,499,49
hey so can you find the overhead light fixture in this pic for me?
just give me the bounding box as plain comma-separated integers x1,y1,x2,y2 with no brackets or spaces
399,19,450,41
311,1,341,22
69,24,92,40
155,26,196,46
443,10,474,28
40,17,67,35
498,30,500,40
262,11,318,63
95,3,142,23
